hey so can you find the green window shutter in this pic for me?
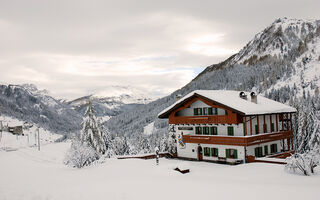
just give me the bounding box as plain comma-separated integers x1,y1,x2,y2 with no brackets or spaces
199,108,203,115
264,145,268,155
225,110,228,115
209,127,213,135
194,108,197,115
255,148,258,157
215,108,218,115
271,123,275,132
226,149,229,158
200,127,203,135
208,108,213,115
275,144,278,152
214,127,218,135
255,125,258,134
234,149,238,159
228,127,234,136
216,148,219,157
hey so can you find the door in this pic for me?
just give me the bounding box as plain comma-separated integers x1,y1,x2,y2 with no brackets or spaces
197,146,203,161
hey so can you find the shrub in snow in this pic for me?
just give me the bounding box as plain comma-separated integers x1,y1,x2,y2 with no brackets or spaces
285,149,319,176
64,140,100,168
113,136,130,155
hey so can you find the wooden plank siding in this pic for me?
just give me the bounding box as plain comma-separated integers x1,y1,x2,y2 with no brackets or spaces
182,130,293,147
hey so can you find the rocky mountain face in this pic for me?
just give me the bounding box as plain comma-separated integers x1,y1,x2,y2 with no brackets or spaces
106,18,320,139
0,84,82,134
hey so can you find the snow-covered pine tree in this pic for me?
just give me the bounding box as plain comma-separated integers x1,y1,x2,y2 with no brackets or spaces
97,118,114,157
113,136,131,155
167,127,177,155
81,101,106,154
137,136,151,154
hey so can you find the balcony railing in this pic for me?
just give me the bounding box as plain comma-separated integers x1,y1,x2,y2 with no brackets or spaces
182,131,293,146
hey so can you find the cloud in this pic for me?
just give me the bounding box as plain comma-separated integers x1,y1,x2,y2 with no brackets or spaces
0,0,319,99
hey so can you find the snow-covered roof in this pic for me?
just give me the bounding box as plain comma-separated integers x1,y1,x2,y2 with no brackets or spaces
158,90,296,118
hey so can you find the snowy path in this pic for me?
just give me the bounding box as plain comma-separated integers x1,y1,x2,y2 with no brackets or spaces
0,142,319,200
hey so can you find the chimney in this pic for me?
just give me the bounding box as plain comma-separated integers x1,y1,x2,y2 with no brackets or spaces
176,94,182,101
250,92,257,103
239,91,247,100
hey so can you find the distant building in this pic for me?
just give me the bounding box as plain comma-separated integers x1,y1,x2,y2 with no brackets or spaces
158,90,296,164
8,126,23,135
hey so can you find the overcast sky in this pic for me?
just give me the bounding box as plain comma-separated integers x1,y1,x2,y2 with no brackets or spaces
0,0,319,100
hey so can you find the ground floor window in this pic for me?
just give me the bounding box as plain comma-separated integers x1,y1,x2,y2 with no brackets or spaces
211,148,218,157
270,144,278,154
264,145,268,155
255,147,263,157
226,149,238,159
203,147,210,156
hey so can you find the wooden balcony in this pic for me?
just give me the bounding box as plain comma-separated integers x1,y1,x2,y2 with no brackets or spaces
182,131,293,146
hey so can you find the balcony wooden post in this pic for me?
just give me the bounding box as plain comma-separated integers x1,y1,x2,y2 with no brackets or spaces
276,114,279,132
243,116,247,136
281,114,284,131
250,116,252,136
256,115,260,134
269,115,272,132
263,114,266,133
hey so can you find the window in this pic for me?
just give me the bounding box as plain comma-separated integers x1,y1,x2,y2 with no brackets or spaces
227,126,234,136
203,107,208,115
255,125,259,134
255,147,263,157
211,148,218,157
210,127,218,135
214,108,218,115
226,149,238,159
270,144,278,154
193,108,202,115
271,123,275,132
195,127,202,135
208,107,213,115
203,127,210,135
204,147,210,156
264,145,268,155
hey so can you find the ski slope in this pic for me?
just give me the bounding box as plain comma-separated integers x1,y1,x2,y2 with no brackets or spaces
0,141,319,200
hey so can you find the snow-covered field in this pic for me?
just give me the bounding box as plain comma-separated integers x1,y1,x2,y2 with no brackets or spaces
0,142,319,200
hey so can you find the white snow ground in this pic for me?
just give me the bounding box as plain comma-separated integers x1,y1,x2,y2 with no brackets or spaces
0,141,319,200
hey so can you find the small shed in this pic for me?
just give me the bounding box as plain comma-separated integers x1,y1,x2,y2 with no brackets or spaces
8,126,23,135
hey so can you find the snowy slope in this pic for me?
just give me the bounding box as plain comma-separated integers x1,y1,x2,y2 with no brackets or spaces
0,142,319,200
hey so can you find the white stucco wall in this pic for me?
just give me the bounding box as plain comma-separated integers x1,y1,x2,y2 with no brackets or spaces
177,142,245,162
175,100,227,116
246,140,282,156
